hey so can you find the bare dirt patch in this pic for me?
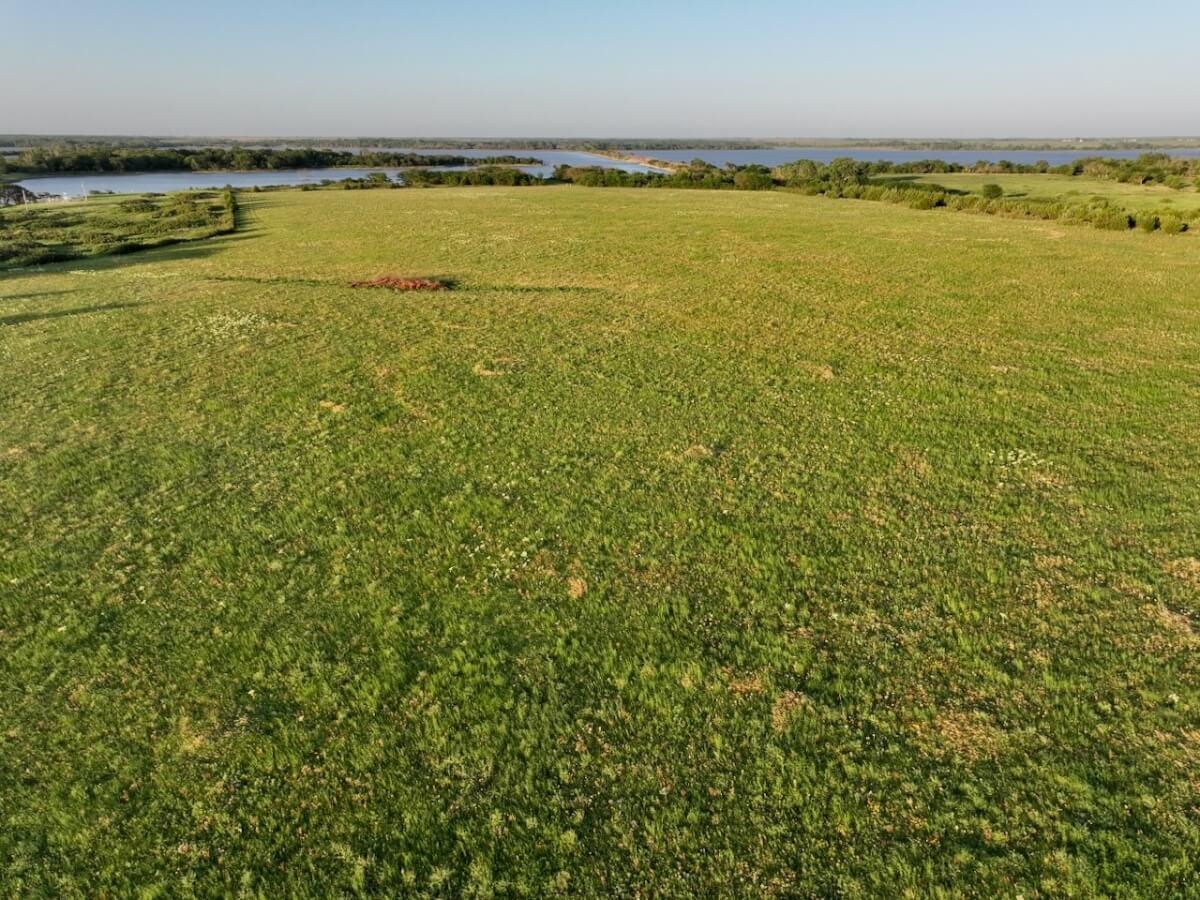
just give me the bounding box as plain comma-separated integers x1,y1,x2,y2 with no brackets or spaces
350,275,452,291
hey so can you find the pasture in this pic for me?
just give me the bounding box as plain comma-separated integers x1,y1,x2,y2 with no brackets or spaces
2,187,1198,896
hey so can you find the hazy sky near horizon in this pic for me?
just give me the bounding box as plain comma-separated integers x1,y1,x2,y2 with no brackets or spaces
6,0,1199,138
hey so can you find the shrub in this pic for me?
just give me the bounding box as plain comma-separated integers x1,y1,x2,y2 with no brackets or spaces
981,183,1004,199
1137,213,1159,233
1091,207,1133,231
733,170,774,191
117,197,157,214
1159,214,1187,234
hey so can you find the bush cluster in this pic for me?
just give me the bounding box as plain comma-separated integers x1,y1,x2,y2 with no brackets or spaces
402,166,542,187
0,190,237,270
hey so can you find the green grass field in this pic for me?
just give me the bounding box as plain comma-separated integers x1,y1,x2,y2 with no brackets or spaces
3,187,1199,896
887,172,1200,215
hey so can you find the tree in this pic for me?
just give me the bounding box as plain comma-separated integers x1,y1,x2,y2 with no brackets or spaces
827,157,867,187
733,168,774,191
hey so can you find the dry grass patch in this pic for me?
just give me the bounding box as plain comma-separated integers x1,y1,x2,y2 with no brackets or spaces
725,669,767,698
349,275,452,291
1165,557,1200,589
1148,603,1198,643
894,448,931,479
916,709,1009,761
771,691,809,732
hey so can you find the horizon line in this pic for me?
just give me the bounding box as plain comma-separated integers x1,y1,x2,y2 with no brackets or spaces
5,134,1200,142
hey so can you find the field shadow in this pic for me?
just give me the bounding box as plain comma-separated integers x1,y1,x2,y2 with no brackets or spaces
0,288,82,304
202,273,337,289
881,175,970,196
467,283,609,295
1,301,144,327
880,176,1041,200
193,275,612,300
230,196,268,236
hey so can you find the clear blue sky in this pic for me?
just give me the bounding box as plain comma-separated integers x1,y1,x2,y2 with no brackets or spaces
6,0,1199,137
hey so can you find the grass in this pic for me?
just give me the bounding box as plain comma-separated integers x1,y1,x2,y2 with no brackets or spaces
885,172,1200,215
0,191,236,270
2,187,1199,896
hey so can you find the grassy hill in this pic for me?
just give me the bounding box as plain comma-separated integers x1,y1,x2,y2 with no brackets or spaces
2,187,1198,896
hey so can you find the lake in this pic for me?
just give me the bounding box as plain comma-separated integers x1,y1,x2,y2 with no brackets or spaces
15,146,1200,197
15,150,660,197
625,147,1200,168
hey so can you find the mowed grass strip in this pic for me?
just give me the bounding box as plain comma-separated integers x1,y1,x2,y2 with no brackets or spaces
2,187,1199,896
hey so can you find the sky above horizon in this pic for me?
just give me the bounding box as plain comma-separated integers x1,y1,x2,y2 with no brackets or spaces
5,0,1199,138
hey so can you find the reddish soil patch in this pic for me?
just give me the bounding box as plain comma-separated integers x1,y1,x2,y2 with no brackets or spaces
350,276,451,291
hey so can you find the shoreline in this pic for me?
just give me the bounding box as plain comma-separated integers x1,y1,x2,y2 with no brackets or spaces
586,150,679,173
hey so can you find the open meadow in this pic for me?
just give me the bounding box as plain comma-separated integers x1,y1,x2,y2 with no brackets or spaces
2,187,1199,896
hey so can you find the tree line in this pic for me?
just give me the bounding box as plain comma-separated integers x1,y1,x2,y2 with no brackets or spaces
554,154,1200,191
6,146,541,175
285,167,545,191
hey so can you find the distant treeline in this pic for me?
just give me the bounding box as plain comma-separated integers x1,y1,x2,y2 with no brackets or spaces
781,153,1200,188
6,135,1200,152
1,146,540,175
401,167,543,186
560,153,1200,190
290,167,544,190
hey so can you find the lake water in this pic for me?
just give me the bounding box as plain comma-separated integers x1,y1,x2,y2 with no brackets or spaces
19,167,412,197
16,146,1200,196
626,147,1200,168
15,150,660,197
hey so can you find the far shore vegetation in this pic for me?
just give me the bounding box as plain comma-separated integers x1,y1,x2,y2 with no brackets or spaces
4,134,1200,152
0,146,541,178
